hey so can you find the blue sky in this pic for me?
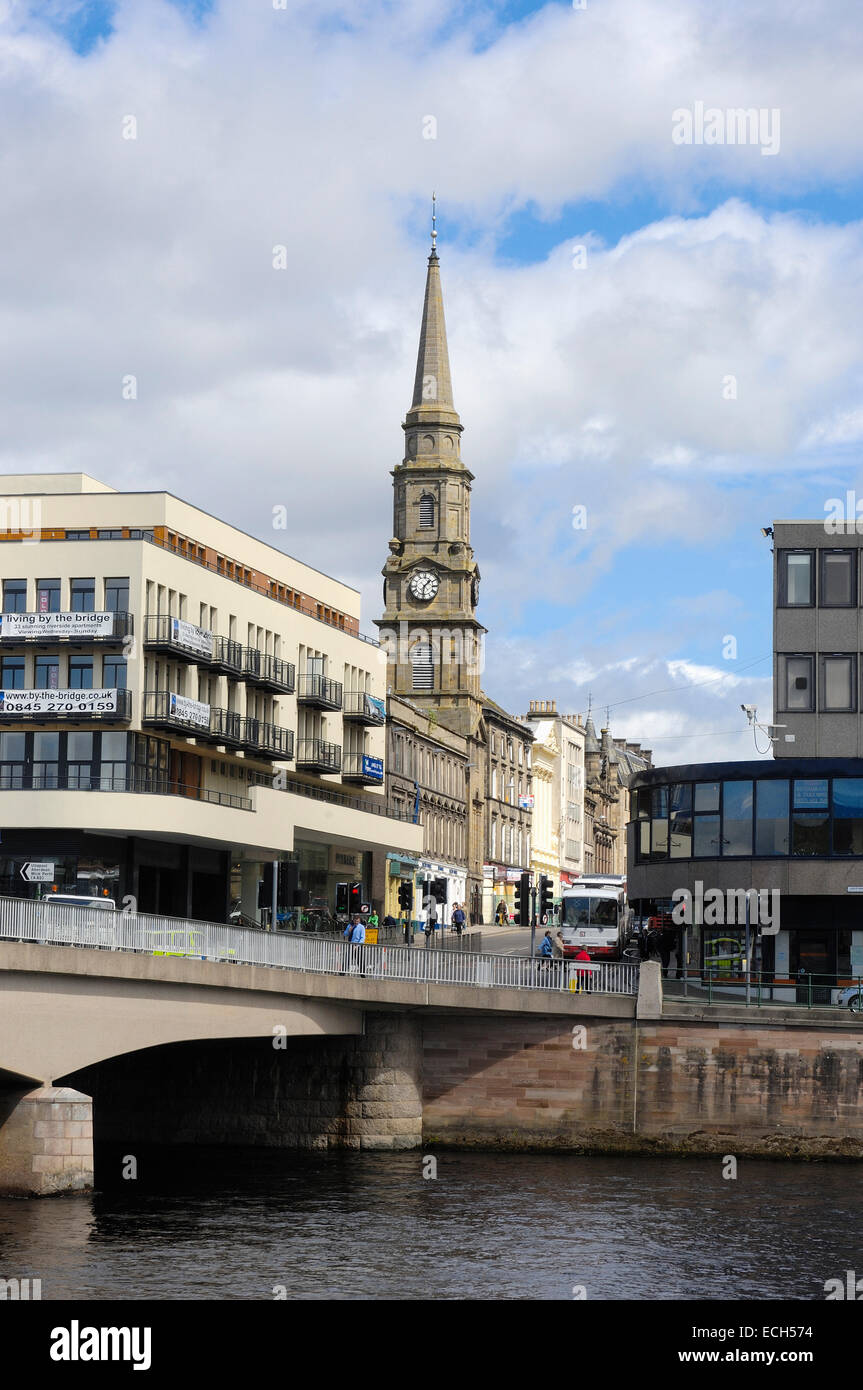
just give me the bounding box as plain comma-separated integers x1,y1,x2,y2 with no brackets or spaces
8,0,863,760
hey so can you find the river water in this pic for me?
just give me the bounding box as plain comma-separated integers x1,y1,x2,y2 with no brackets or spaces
1,1149,860,1300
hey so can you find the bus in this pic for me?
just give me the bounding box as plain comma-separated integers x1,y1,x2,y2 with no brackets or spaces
558,876,630,960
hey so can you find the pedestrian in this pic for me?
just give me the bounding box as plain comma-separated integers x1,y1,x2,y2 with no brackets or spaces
350,914,367,976
553,930,569,985
495,900,508,926
658,929,673,979
382,913,396,928
452,902,466,939
537,929,553,981
342,914,359,973
574,945,592,993
368,907,379,931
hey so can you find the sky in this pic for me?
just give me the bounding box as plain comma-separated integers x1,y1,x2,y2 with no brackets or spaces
4,0,863,765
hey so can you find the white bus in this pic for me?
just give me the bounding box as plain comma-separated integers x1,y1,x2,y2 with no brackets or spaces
559,876,630,960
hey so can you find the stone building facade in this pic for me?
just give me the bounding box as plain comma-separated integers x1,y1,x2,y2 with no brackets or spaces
482,698,534,921
378,693,469,922
583,717,652,875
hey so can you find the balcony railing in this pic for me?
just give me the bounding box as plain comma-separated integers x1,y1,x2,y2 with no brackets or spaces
296,674,343,711
142,690,242,746
295,737,341,773
210,635,244,677
342,691,385,725
342,753,384,785
0,687,132,723
0,610,132,644
238,717,294,762
144,614,217,665
243,650,295,693
0,768,252,810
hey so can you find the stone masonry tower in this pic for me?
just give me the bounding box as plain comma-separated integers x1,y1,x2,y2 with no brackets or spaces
376,235,486,743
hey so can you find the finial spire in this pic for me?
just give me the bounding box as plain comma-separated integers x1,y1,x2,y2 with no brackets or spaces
431,191,437,258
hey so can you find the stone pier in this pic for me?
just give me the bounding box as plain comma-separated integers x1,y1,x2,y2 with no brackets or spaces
0,1086,93,1196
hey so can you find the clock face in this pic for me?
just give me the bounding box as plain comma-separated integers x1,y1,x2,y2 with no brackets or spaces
409,570,439,601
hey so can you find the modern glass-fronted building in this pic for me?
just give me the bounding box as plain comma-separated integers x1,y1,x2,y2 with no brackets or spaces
627,758,863,984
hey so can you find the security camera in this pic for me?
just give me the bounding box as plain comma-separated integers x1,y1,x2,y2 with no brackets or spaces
740,704,757,720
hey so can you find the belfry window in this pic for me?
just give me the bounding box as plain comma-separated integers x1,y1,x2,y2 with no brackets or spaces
411,641,433,691
419,494,435,529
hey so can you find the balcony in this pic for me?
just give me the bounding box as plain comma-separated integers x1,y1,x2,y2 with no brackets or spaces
296,674,343,711
142,690,241,746
243,649,296,693
0,687,132,723
239,717,294,762
210,635,244,678
296,737,341,773
342,691,385,725
0,611,132,645
144,614,216,665
342,752,384,785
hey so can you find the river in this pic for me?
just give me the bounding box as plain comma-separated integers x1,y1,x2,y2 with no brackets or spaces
1,1148,860,1300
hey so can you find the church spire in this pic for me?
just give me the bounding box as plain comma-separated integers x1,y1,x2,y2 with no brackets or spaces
406,198,461,431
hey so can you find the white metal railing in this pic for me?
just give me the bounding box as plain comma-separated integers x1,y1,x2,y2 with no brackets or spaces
0,895,639,997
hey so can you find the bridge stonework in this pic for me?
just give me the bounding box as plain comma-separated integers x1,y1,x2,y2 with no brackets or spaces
73,1014,423,1157
421,1010,863,1158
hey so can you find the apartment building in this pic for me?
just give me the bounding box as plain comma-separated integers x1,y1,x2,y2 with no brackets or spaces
0,473,421,921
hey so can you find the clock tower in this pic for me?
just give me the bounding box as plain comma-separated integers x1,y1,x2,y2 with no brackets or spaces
376,234,486,741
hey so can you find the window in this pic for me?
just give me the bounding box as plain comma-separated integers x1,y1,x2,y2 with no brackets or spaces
35,657,59,689
66,732,94,790
66,530,91,541
649,786,668,860
833,778,863,855
98,732,128,791
411,642,433,691
781,655,814,712
722,781,753,855
419,494,435,528
695,782,720,813
3,580,26,613
69,659,93,690
778,551,814,606
33,731,59,789
821,655,856,712
36,579,60,613
70,579,95,613
491,767,498,798
103,657,127,689
98,530,123,540
755,780,789,855
1,658,25,689
820,550,856,607
105,578,130,612
0,731,25,788
669,783,692,858
792,779,829,856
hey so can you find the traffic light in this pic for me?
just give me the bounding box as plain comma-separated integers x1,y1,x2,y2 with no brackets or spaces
539,875,553,922
398,881,414,913
348,882,363,914
514,871,531,927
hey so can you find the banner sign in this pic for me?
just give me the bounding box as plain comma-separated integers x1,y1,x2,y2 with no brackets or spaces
361,754,384,780
0,688,118,715
169,693,210,729
365,694,386,720
0,612,113,639
519,794,535,809
171,619,213,659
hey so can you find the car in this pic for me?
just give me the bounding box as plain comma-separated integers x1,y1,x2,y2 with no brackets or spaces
704,937,747,974
835,985,863,1014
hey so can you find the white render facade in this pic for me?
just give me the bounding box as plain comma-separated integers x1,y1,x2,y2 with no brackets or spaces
518,701,586,892
0,473,421,921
